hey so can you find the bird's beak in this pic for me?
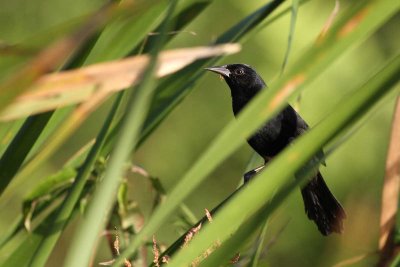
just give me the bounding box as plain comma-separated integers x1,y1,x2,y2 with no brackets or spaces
205,66,230,77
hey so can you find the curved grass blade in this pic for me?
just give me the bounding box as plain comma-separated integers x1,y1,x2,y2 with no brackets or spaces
0,113,52,196
0,120,23,154
114,1,400,263
280,0,299,74
0,1,215,243
0,214,23,248
83,0,168,64
0,1,120,113
165,53,400,267
155,117,362,266
95,0,304,159
0,0,148,196
0,141,92,250
131,0,211,55
0,0,212,202
377,96,400,266
0,109,72,202
137,0,287,152
390,254,400,267
0,14,104,196
0,204,78,267
5,44,239,195
0,2,219,251
247,0,309,44
194,125,350,266
27,92,124,267
155,146,327,266
199,182,297,267
248,219,270,267
63,2,177,266
0,44,240,121
86,0,210,63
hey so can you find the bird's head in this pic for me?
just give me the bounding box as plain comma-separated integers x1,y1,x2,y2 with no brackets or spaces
205,64,266,99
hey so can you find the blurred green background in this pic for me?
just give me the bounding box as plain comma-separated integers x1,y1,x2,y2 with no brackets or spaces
0,0,399,266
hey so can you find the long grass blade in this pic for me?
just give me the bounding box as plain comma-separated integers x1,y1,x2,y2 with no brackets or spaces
377,96,400,266
137,0,286,154
165,53,400,267
0,0,213,203
114,1,399,263
0,1,118,112
28,92,124,267
0,44,240,121
0,0,158,197
280,0,299,74
0,113,52,196
63,2,177,266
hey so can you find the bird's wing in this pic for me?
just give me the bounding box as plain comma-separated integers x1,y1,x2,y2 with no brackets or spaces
293,110,327,167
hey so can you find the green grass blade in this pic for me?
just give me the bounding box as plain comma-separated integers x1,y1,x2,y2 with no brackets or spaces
280,0,299,74
200,141,342,266
0,215,23,248
0,0,161,184
0,120,23,154
131,0,211,55
0,113,52,196
83,0,167,64
6,0,212,197
200,180,298,267
1,230,45,267
247,0,309,44
0,203,73,267
166,53,400,267
87,0,211,62
0,2,117,112
390,256,400,267
115,0,399,263
215,0,285,44
0,1,214,243
98,0,287,159
157,136,342,266
28,93,124,267
200,207,273,266
0,89,102,267
63,2,177,266
0,1,116,196
249,219,270,267
124,0,306,157
136,0,286,152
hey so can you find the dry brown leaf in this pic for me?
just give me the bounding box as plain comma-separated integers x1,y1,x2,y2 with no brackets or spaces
0,43,240,121
377,96,400,266
0,1,121,113
12,89,110,180
379,96,400,249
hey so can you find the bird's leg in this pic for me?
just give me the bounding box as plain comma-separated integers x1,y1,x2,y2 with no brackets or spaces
243,157,271,184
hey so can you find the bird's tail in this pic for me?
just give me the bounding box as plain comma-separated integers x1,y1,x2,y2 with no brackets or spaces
301,172,346,235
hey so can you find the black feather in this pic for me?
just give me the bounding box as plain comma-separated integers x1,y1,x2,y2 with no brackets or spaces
206,63,346,235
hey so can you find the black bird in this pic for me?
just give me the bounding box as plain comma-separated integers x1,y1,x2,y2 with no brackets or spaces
206,64,345,235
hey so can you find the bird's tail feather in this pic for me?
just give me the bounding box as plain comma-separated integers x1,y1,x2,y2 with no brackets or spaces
301,172,346,235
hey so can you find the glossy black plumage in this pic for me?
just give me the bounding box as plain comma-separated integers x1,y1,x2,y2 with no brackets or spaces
206,63,346,235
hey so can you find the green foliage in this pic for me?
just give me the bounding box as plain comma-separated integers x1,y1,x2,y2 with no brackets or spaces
0,0,399,266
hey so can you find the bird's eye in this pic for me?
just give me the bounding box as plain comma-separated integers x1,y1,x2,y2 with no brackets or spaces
235,69,245,75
